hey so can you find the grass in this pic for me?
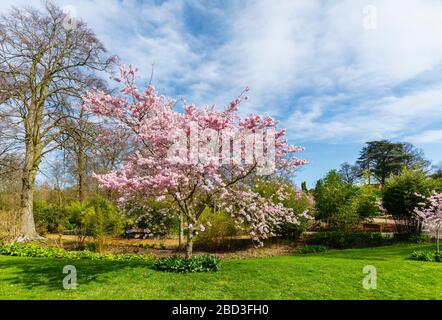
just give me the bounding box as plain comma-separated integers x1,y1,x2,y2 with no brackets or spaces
0,243,441,300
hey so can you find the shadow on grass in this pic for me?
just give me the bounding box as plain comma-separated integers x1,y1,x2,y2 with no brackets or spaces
0,257,152,292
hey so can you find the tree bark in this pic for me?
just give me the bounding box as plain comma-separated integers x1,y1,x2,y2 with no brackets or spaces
17,143,42,241
185,225,194,258
77,147,85,203
437,228,440,254
178,212,184,249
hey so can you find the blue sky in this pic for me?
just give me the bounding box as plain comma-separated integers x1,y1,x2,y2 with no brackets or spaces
2,0,442,187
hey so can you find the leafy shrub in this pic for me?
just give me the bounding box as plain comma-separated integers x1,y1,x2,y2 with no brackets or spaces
314,170,359,227
329,200,360,231
434,177,442,193
194,207,240,251
398,233,431,243
382,169,434,237
299,245,328,254
307,231,386,249
34,200,69,234
353,185,381,218
153,255,221,273
410,250,442,262
0,243,155,263
65,197,124,251
81,197,123,238
85,242,99,252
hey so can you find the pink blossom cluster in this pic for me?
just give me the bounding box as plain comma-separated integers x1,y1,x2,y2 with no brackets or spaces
414,191,442,234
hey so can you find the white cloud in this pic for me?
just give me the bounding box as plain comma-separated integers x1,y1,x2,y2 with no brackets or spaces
1,0,442,144
285,86,442,142
405,130,442,144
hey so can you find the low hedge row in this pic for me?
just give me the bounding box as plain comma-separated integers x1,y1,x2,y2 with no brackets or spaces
410,250,442,262
299,245,328,254
153,255,221,273
0,243,155,263
306,231,388,249
0,243,222,273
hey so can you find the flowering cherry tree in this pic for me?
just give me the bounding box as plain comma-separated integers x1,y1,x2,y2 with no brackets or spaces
414,191,442,253
83,65,308,257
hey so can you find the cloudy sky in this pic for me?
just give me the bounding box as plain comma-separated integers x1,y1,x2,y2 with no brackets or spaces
2,0,442,187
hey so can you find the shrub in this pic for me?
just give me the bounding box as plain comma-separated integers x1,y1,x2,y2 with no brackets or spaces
82,197,123,238
153,255,221,273
307,231,386,249
353,185,381,218
0,243,155,263
382,169,434,237
126,198,178,238
397,233,431,243
314,170,358,224
432,177,442,192
410,250,442,262
299,245,328,254
329,200,360,231
65,197,124,251
33,200,69,234
194,207,240,251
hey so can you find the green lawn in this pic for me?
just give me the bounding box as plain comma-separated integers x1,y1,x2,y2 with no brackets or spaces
0,243,440,300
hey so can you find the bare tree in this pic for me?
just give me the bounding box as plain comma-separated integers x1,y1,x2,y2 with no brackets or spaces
338,162,360,184
0,2,114,240
61,111,133,203
62,110,97,202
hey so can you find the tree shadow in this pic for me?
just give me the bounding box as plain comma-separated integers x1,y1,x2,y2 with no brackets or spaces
0,257,153,292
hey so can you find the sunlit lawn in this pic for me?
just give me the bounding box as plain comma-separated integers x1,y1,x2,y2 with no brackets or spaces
0,243,440,300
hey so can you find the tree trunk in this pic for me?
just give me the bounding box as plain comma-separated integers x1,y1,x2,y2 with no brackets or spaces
78,149,85,203
185,225,194,258
178,212,184,249
437,228,440,254
17,144,42,241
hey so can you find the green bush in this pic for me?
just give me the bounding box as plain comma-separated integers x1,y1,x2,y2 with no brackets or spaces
410,250,442,262
0,243,155,263
299,245,328,254
353,185,381,218
397,233,431,243
65,197,124,251
435,178,442,192
314,170,359,226
329,200,360,231
194,207,240,251
34,200,69,234
82,197,123,238
382,169,434,237
153,255,221,273
307,231,386,249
